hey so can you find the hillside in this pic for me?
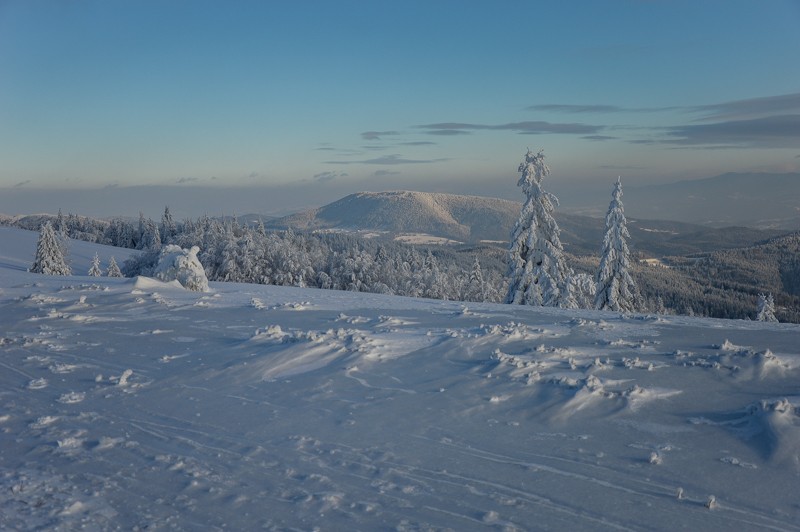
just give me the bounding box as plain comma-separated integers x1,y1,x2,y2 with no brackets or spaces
267,190,785,256
2,227,800,530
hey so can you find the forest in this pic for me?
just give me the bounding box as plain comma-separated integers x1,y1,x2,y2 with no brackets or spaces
4,207,799,323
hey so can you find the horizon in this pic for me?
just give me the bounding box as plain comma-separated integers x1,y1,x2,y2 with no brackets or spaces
1,1,799,212
2,169,799,222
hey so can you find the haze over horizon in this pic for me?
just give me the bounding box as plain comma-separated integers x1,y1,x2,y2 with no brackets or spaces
1,1,799,218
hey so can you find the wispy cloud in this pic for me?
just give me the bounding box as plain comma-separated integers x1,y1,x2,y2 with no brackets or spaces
400,141,437,146
361,130,399,140
530,92,800,122
689,92,800,121
13,180,31,188
313,171,348,182
417,121,603,135
582,135,618,141
177,177,200,184
326,154,448,165
374,170,400,177
528,104,623,113
426,129,472,136
528,103,677,114
663,114,800,148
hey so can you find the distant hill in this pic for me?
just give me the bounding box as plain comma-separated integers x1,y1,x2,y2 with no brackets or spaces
268,191,519,243
267,190,786,257
622,172,800,229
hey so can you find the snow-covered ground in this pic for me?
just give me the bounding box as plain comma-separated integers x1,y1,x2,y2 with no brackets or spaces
1,226,799,530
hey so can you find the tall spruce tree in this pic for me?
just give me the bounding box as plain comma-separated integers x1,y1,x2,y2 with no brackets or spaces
506,149,574,307
595,177,639,312
30,222,71,276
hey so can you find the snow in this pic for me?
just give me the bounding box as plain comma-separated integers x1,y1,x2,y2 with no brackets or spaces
153,245,210,292
393,233,463,245
2,226,800,530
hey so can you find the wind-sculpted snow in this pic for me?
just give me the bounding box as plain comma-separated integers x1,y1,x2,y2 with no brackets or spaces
2,228,800,530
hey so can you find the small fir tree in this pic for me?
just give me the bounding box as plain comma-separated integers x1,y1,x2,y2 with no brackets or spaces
106,256,123,277
30,221,71,276
87,252,102,276
756,293,778,322
464,256,487,302
595,177,640,312
506,149,575,308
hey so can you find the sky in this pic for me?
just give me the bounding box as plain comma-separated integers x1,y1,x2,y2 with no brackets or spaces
1,0,799,217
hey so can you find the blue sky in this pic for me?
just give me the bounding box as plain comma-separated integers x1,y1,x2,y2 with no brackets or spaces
1,0,799,216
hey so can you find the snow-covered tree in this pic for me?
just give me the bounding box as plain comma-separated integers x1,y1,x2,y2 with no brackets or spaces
106,256,123,277
220,231,262,283
595,178,640,312
138,219,162,251
160,206,177,244
87,252,102,277
463,256,487,302
570,273,597,310
30,222,71,276
506,149,575,308
55,208,66,236
756,293,778,322
154,245,209,291
256,218,267,237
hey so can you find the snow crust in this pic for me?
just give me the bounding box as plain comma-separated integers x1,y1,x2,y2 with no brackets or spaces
2,226,800,530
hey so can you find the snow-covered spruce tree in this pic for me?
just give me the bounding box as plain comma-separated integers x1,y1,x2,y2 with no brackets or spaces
463,256,487,302
506,149,575,308
30,221,71,276
139,219,162,251
756,293,778,322
595,177,640,312
106,256,123,277
160,206,177,244
87,252,102,277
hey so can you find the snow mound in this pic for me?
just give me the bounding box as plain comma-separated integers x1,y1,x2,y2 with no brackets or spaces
718,397,800,466
153,245,209,292
132,276,183,291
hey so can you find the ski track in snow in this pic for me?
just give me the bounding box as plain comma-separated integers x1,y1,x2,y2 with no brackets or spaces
2,227,800,530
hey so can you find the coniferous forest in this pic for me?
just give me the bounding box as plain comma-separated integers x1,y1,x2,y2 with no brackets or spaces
4,204,799,323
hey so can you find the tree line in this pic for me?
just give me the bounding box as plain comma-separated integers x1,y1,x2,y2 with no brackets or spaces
9,151,799,322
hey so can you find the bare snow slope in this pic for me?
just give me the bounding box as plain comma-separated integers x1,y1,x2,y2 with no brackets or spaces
2,227,800,530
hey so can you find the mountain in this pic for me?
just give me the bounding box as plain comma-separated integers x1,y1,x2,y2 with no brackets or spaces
269,190,518,243
267,190,786,257
622,172,800,229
